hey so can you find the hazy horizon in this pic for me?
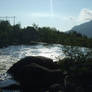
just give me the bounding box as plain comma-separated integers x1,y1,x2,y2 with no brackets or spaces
0,0,92,31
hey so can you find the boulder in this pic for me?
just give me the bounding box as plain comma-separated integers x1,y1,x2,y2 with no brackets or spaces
1,56,64,92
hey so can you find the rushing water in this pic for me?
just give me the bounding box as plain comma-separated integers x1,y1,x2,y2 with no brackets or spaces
0,44,64,74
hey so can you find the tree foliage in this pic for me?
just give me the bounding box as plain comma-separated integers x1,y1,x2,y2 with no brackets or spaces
58,46,92,92
0,20,92,48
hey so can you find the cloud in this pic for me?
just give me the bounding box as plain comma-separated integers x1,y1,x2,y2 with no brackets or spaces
78,8,92,23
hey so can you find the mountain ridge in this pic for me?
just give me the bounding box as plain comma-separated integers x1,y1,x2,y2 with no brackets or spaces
71,21,92,38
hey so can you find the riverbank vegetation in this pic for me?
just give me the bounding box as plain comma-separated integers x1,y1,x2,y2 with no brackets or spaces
58,46,92,92
0,20,92,48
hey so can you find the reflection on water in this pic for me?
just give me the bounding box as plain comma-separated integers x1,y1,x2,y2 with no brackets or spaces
0,44,64,73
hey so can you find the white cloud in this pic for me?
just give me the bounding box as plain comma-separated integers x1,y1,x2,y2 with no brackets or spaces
78,8,92,23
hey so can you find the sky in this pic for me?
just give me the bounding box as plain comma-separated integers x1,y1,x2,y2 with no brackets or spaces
0,0,92,31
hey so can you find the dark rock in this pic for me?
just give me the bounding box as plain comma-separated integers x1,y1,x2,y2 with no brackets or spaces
7,56,64,92
7,56,60,78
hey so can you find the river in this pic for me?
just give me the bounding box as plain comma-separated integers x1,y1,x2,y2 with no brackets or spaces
0,43,64,74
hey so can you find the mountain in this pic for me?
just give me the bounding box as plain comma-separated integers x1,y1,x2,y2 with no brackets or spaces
71,21,92,38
